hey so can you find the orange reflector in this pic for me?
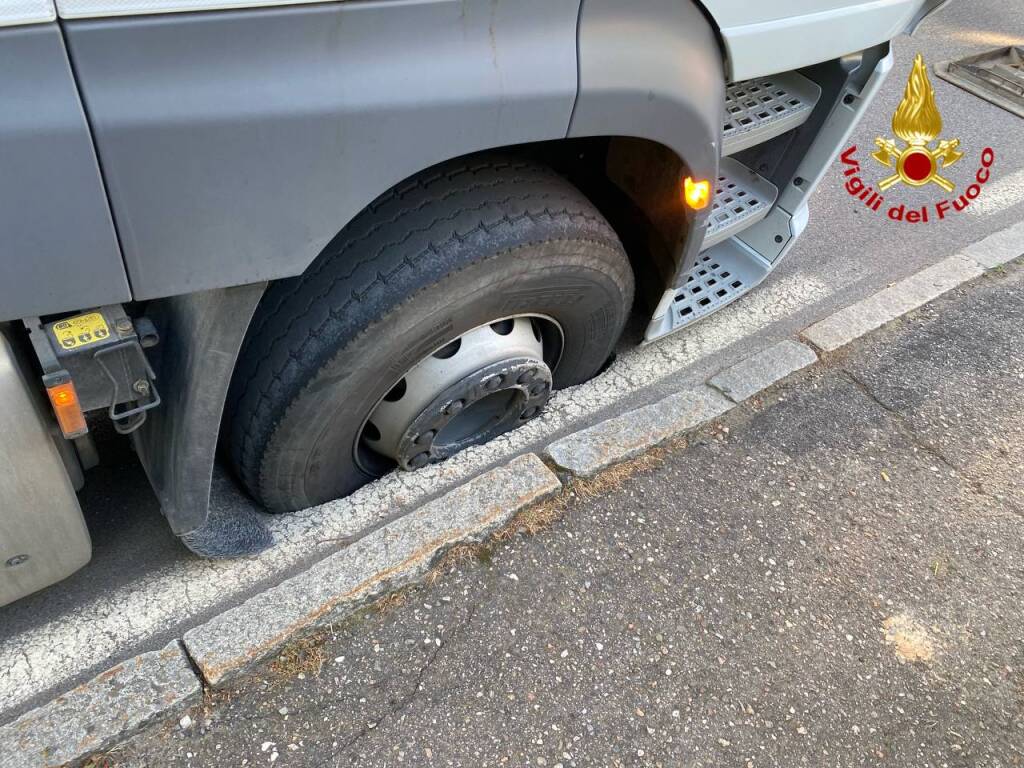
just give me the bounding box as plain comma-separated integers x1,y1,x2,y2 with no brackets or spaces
46,379,88,439
683,177,711,210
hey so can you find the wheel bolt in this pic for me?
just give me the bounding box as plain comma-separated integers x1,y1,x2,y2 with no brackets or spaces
517,369,536,385
445,399,464,416
529,382,548,397
483,375,502,391
415,430,436,446
409,452,431,469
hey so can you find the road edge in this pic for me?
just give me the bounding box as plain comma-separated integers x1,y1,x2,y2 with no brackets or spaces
2,222,1020,767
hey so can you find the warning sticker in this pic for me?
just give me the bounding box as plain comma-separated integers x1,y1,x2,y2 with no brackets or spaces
52,312,111,350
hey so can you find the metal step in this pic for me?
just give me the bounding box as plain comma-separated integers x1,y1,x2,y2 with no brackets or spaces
663,238,772,331
703,157,778,251
722,71,821,155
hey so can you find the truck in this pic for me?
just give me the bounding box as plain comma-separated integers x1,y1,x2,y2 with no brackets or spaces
0,0,949,606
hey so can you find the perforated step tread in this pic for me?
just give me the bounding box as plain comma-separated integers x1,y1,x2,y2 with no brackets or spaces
703,157,778,251
668,238,771,329
723,71,821,155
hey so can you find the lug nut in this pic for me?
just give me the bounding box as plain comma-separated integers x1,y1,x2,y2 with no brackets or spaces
482,375,503,391
517,369,536,385
409,452,431,469
529,382,548,397
414,430,436,446
445,399,464,416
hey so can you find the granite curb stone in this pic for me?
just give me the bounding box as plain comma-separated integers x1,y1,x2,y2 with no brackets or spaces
0,640,200,768
183,453,561,687
544,386,733,477
801,254,984,352
961,219,1024,269
708,339,818,403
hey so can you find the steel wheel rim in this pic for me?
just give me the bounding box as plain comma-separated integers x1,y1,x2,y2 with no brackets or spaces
354,314,563,474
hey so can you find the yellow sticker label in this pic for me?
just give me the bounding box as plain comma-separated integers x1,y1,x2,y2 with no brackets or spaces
52,312,111,350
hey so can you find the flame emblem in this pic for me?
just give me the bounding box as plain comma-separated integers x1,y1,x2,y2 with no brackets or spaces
872,54,962,192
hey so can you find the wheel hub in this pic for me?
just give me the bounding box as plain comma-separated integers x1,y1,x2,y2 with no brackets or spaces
361,317,554,471
394,356,551,469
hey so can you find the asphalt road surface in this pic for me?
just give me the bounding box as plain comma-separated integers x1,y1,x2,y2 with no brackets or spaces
2,0,1023,727
114,246,1024,767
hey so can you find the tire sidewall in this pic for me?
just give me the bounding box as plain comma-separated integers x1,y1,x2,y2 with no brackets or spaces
260,238,630,510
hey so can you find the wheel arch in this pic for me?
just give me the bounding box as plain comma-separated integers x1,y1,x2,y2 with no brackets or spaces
126,0,726,544
135,127,718,545
68,0,724,304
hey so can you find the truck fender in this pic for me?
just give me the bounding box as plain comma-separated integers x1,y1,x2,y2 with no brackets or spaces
127,0,726,549
570,0,724,189
0,330,91,605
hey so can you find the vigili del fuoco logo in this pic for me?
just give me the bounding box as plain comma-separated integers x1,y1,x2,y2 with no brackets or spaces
839,53,996,223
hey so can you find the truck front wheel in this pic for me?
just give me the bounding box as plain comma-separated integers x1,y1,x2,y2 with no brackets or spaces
225,158,634,512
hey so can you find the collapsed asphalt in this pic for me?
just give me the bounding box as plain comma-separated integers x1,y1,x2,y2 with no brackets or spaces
106,259,1024,766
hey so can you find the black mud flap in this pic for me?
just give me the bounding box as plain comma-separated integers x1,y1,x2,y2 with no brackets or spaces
133,282,273,558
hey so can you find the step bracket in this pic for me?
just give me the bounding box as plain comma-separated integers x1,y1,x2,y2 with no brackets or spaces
704,157,778,251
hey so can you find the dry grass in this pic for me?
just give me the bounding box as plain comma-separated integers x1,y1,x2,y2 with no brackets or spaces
570,446,669,502
426,543,484,586
192,686,235,722
374,587,411,613
268,633,327,680
81,749,125,768
492,493,570,541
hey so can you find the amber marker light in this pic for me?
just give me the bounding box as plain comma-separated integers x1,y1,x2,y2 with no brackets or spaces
683,177,711,210
46,378,88,439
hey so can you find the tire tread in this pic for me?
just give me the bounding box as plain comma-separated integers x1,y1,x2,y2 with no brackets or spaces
227,158,629,504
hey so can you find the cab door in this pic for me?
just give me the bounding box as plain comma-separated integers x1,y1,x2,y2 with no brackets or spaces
0,2,129,322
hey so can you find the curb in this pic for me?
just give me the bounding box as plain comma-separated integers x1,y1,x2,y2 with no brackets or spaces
708,339,818,403
0,641,200,768
800,254,983,352
545,386,733,477
184,453,560,687
2,223,1019,766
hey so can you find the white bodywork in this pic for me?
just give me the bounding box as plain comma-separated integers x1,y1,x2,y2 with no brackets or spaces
0,0,55,26
55,0,334,18
700,0,927,80
9,0,926,84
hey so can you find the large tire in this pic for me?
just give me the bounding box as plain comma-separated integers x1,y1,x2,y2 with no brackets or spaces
226,157,634,512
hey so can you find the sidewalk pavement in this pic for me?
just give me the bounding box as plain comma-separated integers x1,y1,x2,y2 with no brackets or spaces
106,261,1024,767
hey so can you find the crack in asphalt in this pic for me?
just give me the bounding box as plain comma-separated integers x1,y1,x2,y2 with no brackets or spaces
326,595,485,765
841,367,1022,517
